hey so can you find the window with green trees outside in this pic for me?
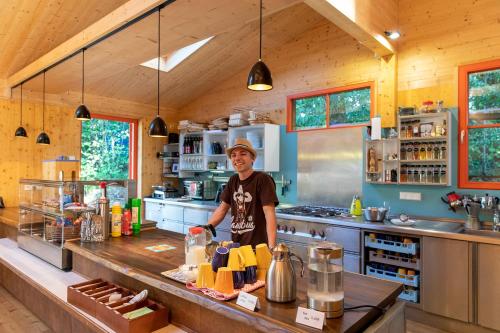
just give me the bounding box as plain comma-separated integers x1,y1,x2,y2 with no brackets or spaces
459,60,500,189
287,83,373,131
81,118,131,180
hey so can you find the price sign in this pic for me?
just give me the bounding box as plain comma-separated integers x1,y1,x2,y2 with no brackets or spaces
236,291,260,311
295,306,325,330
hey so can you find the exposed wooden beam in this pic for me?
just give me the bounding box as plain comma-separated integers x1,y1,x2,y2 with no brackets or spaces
7,0,167,88
304,0,397,56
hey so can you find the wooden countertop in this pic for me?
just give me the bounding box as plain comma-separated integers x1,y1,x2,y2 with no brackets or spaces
66,229,403,333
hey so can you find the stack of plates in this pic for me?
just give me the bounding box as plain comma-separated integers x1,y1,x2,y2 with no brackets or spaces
208,117,229,130
178,120,207,132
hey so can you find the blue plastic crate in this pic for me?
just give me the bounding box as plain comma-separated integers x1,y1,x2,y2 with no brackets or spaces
366,265,419,287
365,236,418,255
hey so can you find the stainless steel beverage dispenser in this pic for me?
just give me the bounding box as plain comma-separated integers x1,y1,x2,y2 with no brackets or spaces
307,242,344,318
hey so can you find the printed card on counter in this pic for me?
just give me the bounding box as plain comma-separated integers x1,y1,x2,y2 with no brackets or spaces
236,291,260,311
295,306,325,330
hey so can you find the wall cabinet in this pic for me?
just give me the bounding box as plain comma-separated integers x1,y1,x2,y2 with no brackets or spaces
477,243,500,331
422,236,470,322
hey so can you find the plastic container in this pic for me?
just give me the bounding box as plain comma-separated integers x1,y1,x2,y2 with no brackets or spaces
111,203,122,237
131,198,141,236
121,209,132,236
185,226,207,266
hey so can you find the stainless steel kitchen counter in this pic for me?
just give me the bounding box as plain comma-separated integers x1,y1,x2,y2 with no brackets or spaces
143,198,500,245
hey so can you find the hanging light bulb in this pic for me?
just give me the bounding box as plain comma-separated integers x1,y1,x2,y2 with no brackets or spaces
247,0,272,91
148,7,168,138
36,71,50,145
75,48,91,120
14,84,28,137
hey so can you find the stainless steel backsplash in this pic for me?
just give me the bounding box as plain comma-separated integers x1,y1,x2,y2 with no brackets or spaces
297,127,363,207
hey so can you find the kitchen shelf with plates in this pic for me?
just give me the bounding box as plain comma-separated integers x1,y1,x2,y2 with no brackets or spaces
18,178,136,270
227,124,280,172
363,231,421,304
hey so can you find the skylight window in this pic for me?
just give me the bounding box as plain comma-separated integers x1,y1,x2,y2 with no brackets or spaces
141,36,214,72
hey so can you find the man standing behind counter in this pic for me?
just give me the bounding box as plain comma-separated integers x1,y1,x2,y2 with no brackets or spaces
205,138,278,248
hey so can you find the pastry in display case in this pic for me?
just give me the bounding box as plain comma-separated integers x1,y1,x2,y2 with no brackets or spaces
18,179,136,270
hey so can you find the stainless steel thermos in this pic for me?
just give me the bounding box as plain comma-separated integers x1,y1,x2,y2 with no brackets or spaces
266,243,304,303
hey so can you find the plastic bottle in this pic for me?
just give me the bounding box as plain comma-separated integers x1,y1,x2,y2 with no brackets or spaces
121,209,132,236
111,203,122,237
350,195,362,216
131,198,142,236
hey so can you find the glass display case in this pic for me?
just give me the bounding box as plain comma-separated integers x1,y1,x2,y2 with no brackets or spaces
18,179,136,270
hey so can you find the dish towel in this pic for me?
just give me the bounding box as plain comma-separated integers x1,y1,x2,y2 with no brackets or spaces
186,280,265,301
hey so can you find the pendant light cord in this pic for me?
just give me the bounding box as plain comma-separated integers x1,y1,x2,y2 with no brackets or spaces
82,49,85,105
20,84,23,126
157,8,161,117
42,71,46,131
259,0,262,61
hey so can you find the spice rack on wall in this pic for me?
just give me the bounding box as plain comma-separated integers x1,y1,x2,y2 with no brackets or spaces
365,111,452,186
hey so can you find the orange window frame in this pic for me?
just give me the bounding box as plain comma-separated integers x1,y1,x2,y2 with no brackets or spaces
81,114,139,180
286,82,375,133
458,59,500,190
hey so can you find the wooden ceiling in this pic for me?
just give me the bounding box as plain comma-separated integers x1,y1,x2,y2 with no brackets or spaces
12,1,331,110
0,0,129,79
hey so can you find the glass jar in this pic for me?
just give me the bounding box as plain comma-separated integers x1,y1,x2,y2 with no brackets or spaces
440,165,447,184
426,144,433,160
413,121,420,137
433,142,441,160
414,166,421,183
400,165,408,183
400,144,406,160
400,125,407,139
406,123,413,138
407,167,414,183
406,143,413,160
418,166,425,183
426,166,433,184
419,145,426,160
185,226,208,266
413,143,420,160
440,144,447,160
433,167,440,183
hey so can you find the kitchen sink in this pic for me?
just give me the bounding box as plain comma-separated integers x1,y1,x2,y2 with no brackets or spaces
460,228,500,238
402,220,465,233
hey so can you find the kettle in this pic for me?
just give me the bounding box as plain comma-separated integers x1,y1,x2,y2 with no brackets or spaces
266,243,304,303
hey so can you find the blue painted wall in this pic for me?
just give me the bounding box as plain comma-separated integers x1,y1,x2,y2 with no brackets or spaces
275,110,499,220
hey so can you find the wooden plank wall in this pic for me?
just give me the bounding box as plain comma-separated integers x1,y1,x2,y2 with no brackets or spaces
0,93,176,207
178,20,387,125
178,0,500,126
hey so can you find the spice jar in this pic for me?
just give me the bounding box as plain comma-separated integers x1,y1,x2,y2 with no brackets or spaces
440,144,447,160
400,125,407,139
400,165,408,183
440,166,447,184
413,143,420,160
400,144,406,160
406,123,413,138
413,121,420,137
433,142,441,160
406,143,413,160
419,145,426,160
426,166,433,184
433,166,440,183
426,143,433,160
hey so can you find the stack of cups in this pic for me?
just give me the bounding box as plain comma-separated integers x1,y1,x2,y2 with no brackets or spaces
240,245,258,284
227,247,246,289
255,243,272,281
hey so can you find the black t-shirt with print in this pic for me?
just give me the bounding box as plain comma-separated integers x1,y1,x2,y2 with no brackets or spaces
220,171,279,248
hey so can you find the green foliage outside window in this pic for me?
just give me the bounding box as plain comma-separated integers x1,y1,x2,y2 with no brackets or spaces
329,88,371,125
294,96,326,130
81,119,130,180
468,69,500,125
468,127,500,182
466,68,500,183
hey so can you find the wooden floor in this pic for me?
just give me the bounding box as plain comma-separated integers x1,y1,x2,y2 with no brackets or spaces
0,285,52,333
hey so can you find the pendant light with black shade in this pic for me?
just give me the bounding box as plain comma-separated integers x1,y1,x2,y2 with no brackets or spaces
148,7,168,138
75,48,91,120
36,71,50,145
247,0,273,91
14,84,28,137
